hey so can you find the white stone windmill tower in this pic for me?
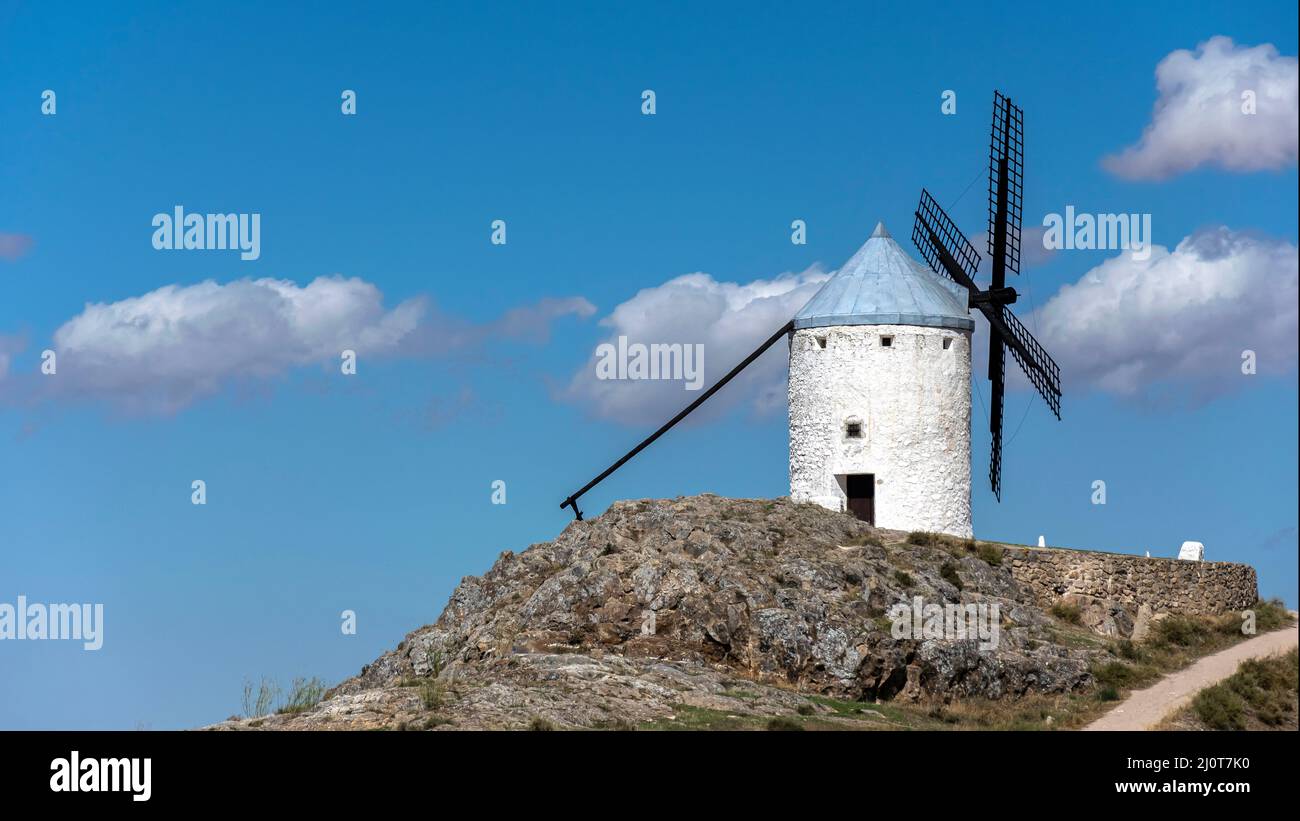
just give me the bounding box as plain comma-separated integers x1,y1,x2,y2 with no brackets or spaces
559,220,978,536
787,222,974,537
559,92,1061,531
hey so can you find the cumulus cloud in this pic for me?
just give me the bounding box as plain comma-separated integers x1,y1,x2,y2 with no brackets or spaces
1033,226,1297,402
5,276,594,414
1103,36,1299,179
0,233,34,261
557,225,1293,429
562,267,829,425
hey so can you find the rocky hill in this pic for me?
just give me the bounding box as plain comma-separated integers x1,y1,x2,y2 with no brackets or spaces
213,495,1115,730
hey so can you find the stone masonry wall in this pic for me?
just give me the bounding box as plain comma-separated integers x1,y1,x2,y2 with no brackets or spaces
1003,546,1258,617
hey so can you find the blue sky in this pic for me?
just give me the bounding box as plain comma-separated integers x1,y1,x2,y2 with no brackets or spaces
1,1,1296,729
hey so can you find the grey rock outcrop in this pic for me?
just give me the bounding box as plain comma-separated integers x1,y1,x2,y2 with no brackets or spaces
210,496,1255,730
341,497,1091,707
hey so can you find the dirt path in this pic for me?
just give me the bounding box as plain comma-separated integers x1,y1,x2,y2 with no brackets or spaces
1083,621,1298,731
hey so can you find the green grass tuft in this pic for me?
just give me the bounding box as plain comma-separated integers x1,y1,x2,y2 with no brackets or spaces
419,678,445,710
277,677,327,715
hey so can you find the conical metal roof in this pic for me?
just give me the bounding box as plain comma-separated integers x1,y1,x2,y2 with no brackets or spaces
794,222,974,331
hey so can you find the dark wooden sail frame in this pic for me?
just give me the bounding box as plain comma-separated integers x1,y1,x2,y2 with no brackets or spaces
912,92,1061,502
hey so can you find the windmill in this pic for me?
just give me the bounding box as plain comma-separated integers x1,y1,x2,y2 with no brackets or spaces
560,90,1061,522
911,91,1061,500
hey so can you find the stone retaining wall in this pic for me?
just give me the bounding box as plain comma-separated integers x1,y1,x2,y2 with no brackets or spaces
1003,546,1258,617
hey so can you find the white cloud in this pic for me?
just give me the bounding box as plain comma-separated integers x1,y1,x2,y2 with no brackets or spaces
1103,36,1298,179
1033,226,1297,402
43,276,422,412
562,267,829,425
6,276,594,414
559,225,1293,429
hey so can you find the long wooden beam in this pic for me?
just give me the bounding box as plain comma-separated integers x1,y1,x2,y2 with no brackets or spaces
560,320,796,520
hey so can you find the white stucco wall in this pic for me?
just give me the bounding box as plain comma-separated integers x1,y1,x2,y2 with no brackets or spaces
788,324,972,538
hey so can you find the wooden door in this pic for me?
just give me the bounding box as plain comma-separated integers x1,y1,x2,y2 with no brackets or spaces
846,474,875,524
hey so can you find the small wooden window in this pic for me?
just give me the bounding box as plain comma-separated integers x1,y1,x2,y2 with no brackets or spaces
846,422,862,438
880,335,893,347
816,336,827,349
942,337,953,350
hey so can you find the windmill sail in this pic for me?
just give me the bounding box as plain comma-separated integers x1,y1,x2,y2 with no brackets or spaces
996,304,1061,419
985,93,1022,484
913,189,981,287
912,90,1063,502
988,91,1024,276
989,342,1005,501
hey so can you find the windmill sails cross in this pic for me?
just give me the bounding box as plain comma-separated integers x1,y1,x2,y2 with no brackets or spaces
912,91,1062,501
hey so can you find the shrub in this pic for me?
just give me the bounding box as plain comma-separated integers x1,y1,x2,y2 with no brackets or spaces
1096,685,1120,702
976,543,1003,566
1114,639,1143,661
766,717,804,731
1218,599,1294,636
1049,602,1082,625
796,703,816,716
939,561,963,591
1193,686,1247,730
1254,598,1294,632
893,570,914,588
528,716,556,731
1092,661,1140,690
1214,649,1298,728
1150,615,1212,649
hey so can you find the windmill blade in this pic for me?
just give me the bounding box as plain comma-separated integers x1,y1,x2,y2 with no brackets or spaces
988,91,1024,276
913,188,981,289
989,339,1006,501
980,303,1061,419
